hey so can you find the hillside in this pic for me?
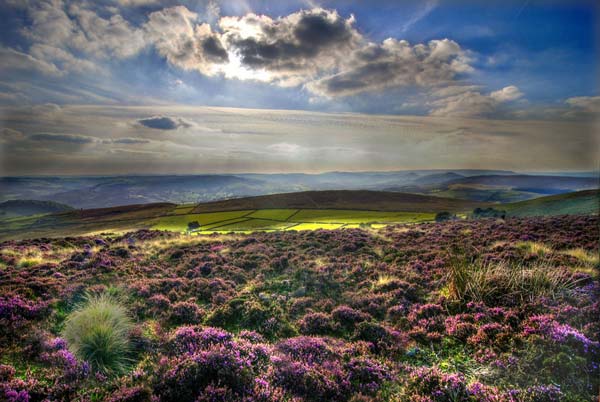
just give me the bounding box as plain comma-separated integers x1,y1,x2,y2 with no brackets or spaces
505,189,599,217
0,170,516,209
446,174,598,191
189,190,484,213
387,174,598,202
0,190,597,241
0,199,73,218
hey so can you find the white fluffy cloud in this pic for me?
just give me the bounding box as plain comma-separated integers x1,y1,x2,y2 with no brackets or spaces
144,6,228,76
490,85,524,102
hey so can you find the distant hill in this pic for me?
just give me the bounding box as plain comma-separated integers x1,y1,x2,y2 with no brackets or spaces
411,172,464,185
0,170,517,209
0,190,597,241
189,190,484,213
0,200,73,219
445,174,598,190
386,174,598,203
505,189,599,217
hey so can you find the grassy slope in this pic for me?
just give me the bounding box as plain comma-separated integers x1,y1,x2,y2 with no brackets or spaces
0,190,597,241
504,189,599,217
189,190,484,213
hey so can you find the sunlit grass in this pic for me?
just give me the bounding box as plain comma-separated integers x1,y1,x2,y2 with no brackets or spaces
447,259,581,305
516,241,553,257
62,293,133,374
561,248,599,267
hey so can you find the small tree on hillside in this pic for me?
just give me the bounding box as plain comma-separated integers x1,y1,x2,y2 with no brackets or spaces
435,211,455,222
187,221,201,233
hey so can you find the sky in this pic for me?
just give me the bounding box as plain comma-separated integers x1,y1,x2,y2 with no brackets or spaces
0,0,598,175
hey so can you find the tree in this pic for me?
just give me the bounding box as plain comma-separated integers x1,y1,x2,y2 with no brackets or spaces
472,208,506,219
435,211,454,222
187,221,201,233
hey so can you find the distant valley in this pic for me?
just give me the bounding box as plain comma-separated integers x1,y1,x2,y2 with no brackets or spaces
1,170,597,209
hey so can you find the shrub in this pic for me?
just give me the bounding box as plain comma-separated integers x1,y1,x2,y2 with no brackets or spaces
169,300,202,324
61,293,133,374
435,211,454,222
298,312,336,335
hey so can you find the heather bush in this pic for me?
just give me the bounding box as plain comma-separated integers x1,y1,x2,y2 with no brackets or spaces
298,312,337,335
169,300,202,324
1,216,597,401
62,293,133,374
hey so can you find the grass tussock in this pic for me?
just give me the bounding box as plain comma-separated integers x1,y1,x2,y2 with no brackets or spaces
447,259,580,305
516,241,553,257
62,293,133,374
561,247,599,267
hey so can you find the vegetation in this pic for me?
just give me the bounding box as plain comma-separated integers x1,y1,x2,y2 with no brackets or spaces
0,190,597,241
0,215,597,400
61,293,133,375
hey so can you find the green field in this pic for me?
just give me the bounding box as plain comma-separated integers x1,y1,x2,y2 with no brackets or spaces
150,208,435,234
0,190,596,241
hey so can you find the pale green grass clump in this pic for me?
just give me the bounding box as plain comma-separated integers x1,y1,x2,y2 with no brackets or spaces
516,241,553,257
447,260,580,305
62,293,133,374
561,248,599,267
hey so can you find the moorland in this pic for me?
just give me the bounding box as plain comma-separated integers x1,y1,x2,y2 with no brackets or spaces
0,172,598,401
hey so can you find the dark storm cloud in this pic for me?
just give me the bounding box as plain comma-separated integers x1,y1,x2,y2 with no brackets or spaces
307,39,473,97
223,9,356,71
29,133,96,143
200,36,229,63
215,8,360,86
137,116,192,130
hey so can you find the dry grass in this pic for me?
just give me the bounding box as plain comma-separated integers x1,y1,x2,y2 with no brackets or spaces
561,248,599,267
516,241,553,257
447,259,581,305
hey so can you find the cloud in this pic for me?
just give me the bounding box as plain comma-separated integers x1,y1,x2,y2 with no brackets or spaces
29,133,97,143
143,6,229,76
114,0,158,6
490,85,524,102
565,96,600,113
21,0,146,74
0,128,25,142
307,38,473,97
110,137,151,144
0,46,62,76
401,0,438,33
429,85,524,118
219,8,359,86
137,116,193,130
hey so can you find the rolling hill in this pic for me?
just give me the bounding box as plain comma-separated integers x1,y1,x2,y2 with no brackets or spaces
0,189,597,241
188,190,484,213
0,199,73,218
504,189,599,217
386,174,598,202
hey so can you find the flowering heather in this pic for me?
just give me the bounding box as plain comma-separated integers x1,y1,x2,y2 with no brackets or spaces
0,215,598,400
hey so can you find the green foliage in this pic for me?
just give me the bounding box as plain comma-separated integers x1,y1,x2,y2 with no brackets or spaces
62,293,133,374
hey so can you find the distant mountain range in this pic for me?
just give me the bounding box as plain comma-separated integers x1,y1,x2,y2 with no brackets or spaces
0,200,73,218
0,170,597,209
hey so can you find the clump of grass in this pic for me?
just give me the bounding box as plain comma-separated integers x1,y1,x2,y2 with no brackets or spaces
561,248,599,267
372,274,398,290
62,293,133,374
516,241,553,257
447,259,580,305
